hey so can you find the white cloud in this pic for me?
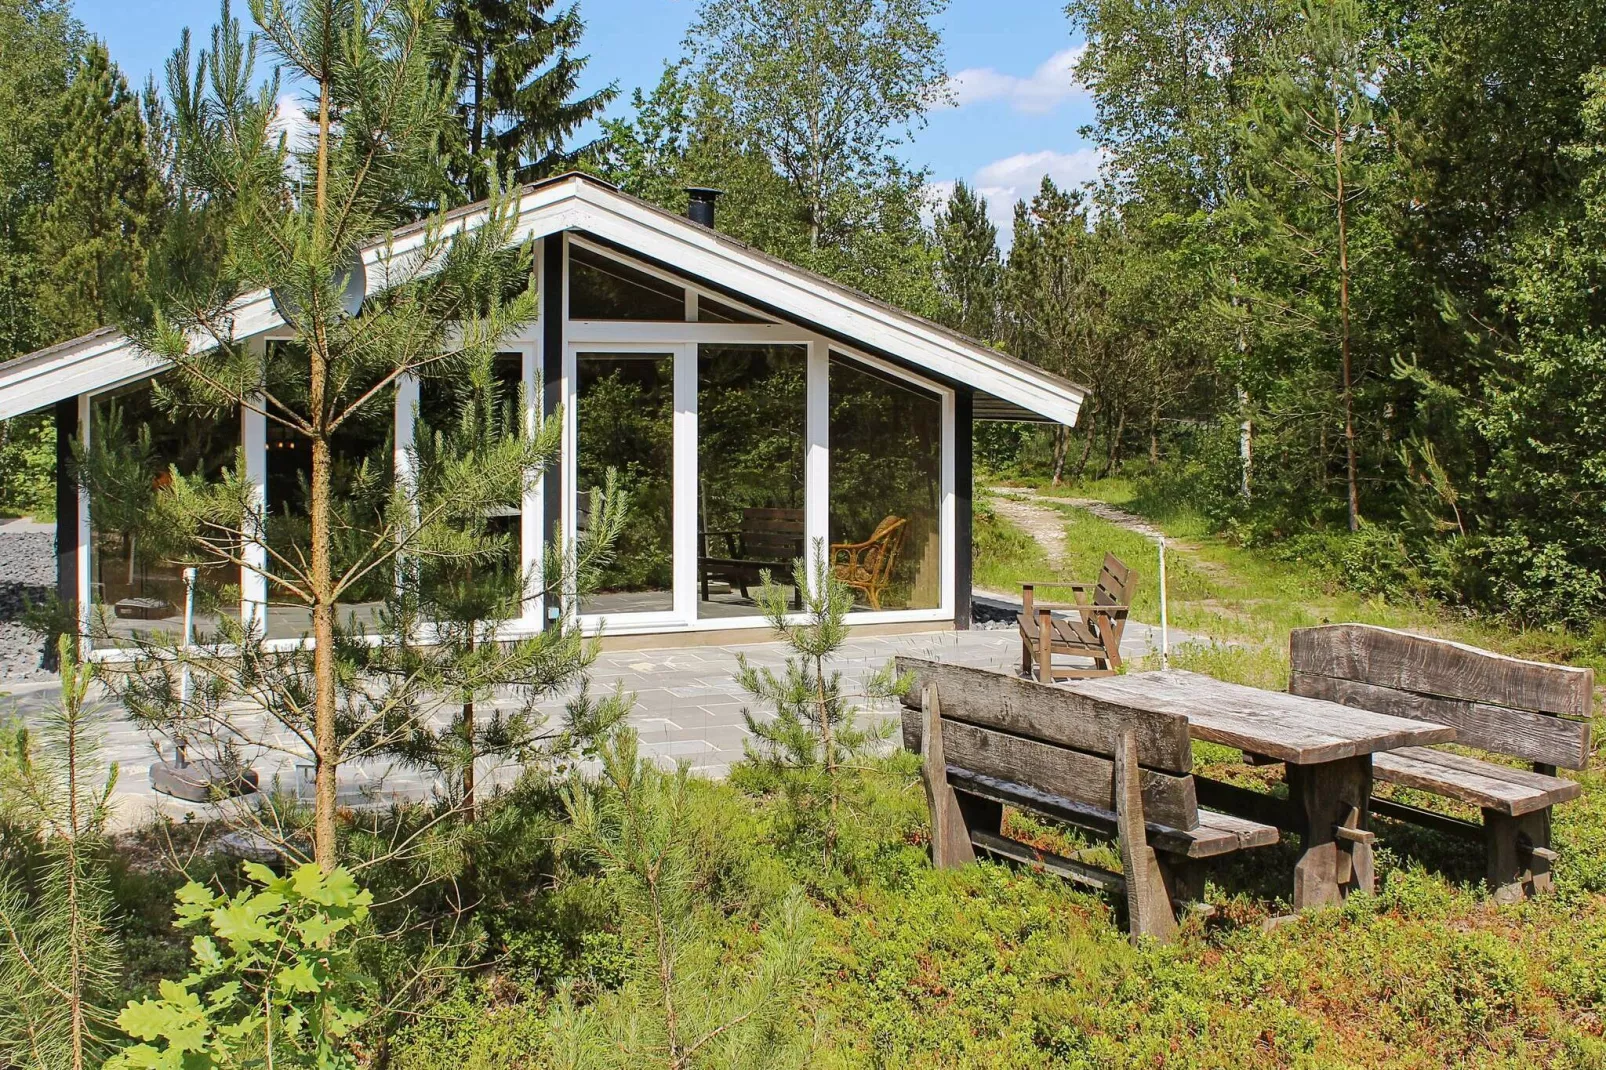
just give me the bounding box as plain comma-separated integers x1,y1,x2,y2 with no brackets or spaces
926,148,1101,249
269,93,318,157
974,148,1102,232
946,47,1085,115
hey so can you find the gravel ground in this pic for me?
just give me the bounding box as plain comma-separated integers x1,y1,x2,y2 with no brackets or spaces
0,525,55,680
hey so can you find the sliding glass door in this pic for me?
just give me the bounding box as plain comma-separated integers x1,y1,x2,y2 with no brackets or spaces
573,349,683,621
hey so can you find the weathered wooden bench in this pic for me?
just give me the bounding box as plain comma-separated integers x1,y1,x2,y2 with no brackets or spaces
1289,624,1595,902
897,657,1279,942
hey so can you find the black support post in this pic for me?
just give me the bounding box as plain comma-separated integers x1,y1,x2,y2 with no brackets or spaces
954,387,973,631
54,397,80,655
541,236,564,622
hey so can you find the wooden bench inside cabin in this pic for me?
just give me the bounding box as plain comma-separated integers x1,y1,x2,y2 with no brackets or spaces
1289,624,1595,902
699,507,804,606
897,657,1279,942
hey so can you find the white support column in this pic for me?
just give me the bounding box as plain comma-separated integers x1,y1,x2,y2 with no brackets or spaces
393,374,420,592
521,342,544,625
804,340,830,587
394,373,419,496
241,381,269,637
671,342,697,623
940,387,957,619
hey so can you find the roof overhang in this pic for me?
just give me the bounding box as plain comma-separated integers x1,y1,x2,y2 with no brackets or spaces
0,175,1085,425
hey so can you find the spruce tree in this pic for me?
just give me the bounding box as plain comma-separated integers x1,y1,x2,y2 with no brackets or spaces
440,0,617,201
36,39,163,340
0,0,83,358
934,180,1000,342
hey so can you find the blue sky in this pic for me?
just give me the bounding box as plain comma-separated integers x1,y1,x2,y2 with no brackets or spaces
73,0,1099,238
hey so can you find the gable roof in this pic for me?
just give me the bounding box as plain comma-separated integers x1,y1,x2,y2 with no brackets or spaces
0,173,1085,425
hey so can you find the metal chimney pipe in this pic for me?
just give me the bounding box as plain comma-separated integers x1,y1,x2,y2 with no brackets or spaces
685,187,723,228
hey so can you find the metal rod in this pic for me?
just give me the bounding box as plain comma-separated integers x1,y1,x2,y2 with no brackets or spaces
1157,536,1169,670
179,566,196,766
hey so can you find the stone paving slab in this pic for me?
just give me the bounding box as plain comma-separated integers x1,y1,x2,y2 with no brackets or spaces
0,623,1172,830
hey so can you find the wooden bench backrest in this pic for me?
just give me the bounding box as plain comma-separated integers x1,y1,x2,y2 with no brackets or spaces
1289,624,1594,771
740,507,804,560
895,657,1201,830
1094,552,1135,609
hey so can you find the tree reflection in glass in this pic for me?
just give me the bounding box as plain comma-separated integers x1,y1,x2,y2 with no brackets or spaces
577,352,675,614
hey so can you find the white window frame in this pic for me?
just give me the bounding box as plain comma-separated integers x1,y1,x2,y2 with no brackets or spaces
76,234,956,657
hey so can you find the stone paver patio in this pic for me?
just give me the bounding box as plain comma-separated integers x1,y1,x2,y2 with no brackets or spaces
2,622,1174,831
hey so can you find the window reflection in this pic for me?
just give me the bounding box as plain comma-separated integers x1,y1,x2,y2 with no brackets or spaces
569,245,685,320
416,351,525,588
264,341,393,638
696,344,806,618
86,378,240,647
577,352,675,615
828,355,943,611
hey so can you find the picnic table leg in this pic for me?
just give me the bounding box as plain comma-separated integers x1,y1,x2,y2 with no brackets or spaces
1484,808,1554,903
1287,755,1374,910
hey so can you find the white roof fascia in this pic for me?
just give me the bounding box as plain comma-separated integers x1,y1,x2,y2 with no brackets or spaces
1,176,1082,426
558,182,1084,426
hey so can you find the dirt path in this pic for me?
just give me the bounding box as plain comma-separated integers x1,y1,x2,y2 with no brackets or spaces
986,486,1071,573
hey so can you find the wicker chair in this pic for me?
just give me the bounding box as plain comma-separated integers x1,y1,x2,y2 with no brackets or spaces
830,515,908,609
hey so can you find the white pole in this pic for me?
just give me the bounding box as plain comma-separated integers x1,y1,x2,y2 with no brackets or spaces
1157,536,1169,671
179,566,197,767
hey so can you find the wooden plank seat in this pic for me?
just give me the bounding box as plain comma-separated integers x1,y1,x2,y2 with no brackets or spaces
897,657,1278,942
1289,624,1595,902
1018,553,1136,681
699,507,804,607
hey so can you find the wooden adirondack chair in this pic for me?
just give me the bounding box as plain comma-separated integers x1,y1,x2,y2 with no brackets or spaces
830,515,908,609
1017,552,1137,682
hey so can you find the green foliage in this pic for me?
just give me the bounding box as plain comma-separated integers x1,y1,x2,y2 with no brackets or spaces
36,38,163,338
0,411,55,518
592,0,948,317
108,862,373,1070
0,0,84,359
438,0,617,200
734,549,906,884
1062,0,1606,628
560,731,812,1068
933,180,1000,341
0,637,121,1070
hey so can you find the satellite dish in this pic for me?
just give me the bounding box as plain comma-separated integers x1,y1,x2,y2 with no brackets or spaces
269,255,367,323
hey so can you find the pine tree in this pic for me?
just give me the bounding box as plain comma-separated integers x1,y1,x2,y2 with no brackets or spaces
377,356,630,822
561,730,811,1069
100,0,617,871
0,637,121,1070
735,548,904,874
441,0,617,201
35,39,163,340
933,180,1000,342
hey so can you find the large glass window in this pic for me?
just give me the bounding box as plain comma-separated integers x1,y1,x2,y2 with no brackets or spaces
86,378,240,647
696,344,806,618
569,245,686,320
696,295,770,324
828,355,943,612
576,351,675,615
416,351,525,586
264,342,393,639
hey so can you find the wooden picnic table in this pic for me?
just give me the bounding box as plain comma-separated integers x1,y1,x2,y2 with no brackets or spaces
1066,669,1457,910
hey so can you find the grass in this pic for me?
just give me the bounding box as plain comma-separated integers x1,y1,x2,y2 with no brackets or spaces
975,481,1605,673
